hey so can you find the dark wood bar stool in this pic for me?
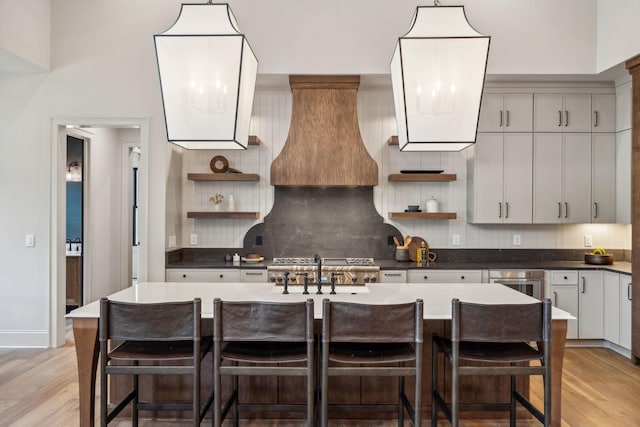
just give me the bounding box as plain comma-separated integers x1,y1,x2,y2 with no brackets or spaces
212,298,315,427
320,298,424,427
99,297,214,427
432,298,552,427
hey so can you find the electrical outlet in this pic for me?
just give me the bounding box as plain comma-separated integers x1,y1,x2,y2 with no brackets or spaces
452,234,461,246
190,234,198,245
168,235,177,248
513,234,521,246
584,235,593,247
25,234,35,247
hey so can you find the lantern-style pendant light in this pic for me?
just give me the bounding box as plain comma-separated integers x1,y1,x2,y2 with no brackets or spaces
154,2,258,149
390,4,490,151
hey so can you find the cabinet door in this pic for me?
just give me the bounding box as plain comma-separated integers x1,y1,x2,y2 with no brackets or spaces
472,133,504,223
563,133,592,223
603,272,620,344
592,94,616,132
533,134,563,223
578,271,604,339
166,268,240,282
380,270,407,283
407,270,482,283
552,285,578,339
534,94,564,132
563,94,592,132
240,269,268,282
503,133,533,223
591,133,616,223
478,94,505,132
503,94,533,132
619,275,632,350
616,130,631,224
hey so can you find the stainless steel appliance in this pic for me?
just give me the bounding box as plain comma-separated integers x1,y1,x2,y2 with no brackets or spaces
489,270,544,300
268,257,380,285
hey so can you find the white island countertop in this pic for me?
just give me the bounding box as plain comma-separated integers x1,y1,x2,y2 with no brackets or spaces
67,282,574,320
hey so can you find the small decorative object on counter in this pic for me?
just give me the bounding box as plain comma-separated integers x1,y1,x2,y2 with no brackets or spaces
232,253,240,263
209,193,224,211
395,247,409,261
426,196,439,213
584,248,614,265
417,241,428,262
225,254,232,262
228,193,236,211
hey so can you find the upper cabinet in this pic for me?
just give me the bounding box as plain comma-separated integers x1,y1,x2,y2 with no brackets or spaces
478,94,533,133
592,94,616,132
534,93,592,132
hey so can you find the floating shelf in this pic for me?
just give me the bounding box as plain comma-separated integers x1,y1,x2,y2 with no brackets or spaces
187,173,260,181
388,173,456,182
248,135,261,145
387,136,399,145
389,212,457,220
187,211,260,219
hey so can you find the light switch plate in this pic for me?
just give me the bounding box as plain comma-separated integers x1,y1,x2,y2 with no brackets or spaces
25,234,35,247
584,235,593,247
168,235,177,248
190,234,198,245
452,234,461,246
512,234,521,246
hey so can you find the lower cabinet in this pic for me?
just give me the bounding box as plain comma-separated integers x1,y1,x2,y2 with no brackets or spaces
240,269,268,282
578,271,604,339
165,268,241,282
551,284,579,339
407,270,482,283
604,271,632,350
379,270,407,283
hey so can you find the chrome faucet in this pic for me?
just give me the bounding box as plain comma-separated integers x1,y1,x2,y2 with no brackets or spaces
314,254,322,285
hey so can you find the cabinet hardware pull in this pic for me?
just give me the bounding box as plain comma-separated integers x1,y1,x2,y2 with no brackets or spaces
182,274,187,278
580,276,586,293
245,272,263,276
558,111,562,126
461,276,465,280
594,111,599,127
553,291,558,306
594,202,598,219
506,110,510,127
505,202,509,219
564,202,568,218
424,276,428,280
558,202,562,218
565,110,569,127
498,202,502,218
629,282,633,301
385,273,402,277
219,274,224,278
499,110,503,127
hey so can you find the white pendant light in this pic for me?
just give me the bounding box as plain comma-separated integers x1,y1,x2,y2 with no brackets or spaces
154,2,258,149
390,3,490,151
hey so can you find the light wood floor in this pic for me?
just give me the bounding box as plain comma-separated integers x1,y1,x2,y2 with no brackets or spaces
1,326,640,426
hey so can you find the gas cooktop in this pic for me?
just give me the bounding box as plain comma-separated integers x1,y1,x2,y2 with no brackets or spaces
272,257,375,266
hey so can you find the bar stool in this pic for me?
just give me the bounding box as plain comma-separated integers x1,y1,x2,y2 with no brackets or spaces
99,297,214,427
212,298,315,427
431,298,552,427
320,298,424,427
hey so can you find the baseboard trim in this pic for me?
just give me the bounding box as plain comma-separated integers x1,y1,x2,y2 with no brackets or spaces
0,330,49,348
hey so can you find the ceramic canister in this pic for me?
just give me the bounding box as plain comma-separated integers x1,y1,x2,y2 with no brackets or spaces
426,196,439,213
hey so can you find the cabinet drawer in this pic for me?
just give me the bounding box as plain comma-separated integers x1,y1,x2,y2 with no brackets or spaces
240,269,268,282
407,270,482,283
380,270,407,283
550,271,578,285
166,269,240,282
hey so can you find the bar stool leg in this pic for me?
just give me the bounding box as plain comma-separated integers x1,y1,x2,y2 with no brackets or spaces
510,374,516,427
398,374,405,426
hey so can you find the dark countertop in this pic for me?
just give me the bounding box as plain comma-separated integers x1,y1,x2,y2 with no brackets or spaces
166,258,632,275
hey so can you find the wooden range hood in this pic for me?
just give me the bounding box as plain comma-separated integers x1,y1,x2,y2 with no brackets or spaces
270,75,378,186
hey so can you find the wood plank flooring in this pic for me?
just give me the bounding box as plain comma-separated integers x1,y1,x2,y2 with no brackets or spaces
1,324,640,426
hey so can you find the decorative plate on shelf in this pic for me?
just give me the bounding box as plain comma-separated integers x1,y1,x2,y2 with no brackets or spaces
400,170,444,174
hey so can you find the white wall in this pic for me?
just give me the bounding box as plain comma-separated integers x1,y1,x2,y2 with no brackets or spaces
0,0,50,72
597,0,640,71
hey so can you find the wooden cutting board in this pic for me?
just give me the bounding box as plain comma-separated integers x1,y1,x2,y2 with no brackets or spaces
408,236,428,262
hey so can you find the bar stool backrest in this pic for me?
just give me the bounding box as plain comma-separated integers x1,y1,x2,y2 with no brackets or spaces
218,300,312,342
452,299,551,343
101,298,199,342
323,301,422,343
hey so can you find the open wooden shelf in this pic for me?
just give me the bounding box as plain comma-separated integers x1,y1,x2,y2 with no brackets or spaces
187,173,260,181
389,212,457,220
187,211,260,219
248,135,261,145
387,136,399,145
388,173,457,182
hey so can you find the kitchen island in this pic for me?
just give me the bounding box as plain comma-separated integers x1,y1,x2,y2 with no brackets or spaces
68,282,572,426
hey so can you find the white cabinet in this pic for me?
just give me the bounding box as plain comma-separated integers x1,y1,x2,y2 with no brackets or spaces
407,270,482,283
478,93,533,133
591,94,616,132
533,133,591,223
550,271,578,339
578,271,604,339
534,93,592,132
380,270,407,283
165,268,241,282
616,130,631,224
240,269,268,282
469,133,532,223
591,133,616,223
604,271,632,351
